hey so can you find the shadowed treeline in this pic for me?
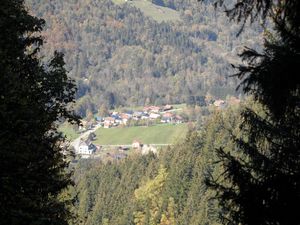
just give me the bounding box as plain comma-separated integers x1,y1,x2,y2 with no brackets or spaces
0,1,79,224
203,0,300,224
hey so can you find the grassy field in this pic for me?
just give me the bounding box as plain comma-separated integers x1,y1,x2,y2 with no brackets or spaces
112,0,181,23
171,103,186,109
94,123,188,145
58,123,80,141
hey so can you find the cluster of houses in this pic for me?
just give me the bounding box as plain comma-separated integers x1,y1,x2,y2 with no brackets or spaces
73,98,241,160
79,98,241,131
95,105,184,129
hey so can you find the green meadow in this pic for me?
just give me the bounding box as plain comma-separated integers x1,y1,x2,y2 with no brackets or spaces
58,123,80,141
94,123,188,145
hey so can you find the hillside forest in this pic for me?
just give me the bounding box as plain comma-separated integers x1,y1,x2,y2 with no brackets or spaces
26,0,262,117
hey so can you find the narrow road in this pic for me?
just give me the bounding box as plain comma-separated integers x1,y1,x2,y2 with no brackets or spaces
70,124,102,151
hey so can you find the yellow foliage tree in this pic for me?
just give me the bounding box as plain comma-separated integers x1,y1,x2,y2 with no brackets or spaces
134,167,169,225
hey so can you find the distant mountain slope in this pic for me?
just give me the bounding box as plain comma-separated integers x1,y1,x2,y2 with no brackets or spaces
26,0,262,116
113,0,181,22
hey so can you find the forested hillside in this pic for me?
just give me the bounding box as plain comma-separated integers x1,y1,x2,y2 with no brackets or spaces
70,104,244,225
26,0,262,116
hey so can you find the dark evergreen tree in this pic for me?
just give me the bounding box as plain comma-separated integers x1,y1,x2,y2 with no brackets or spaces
205,0,300,224
0,1,79,224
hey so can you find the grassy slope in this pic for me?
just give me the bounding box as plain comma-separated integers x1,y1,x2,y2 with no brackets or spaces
59,123,80,141
112,0,181,23
94,123,188,145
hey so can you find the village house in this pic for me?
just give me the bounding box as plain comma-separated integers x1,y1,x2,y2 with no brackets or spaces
132,140,143,149
133,111,143,120
163,112,174,118
161,112,183,123
161,112,174,123
143,106,151,112
103,117,115,128
103,121,112,128
112,111,119,116
120,113,130,125
78,120,88,131
77,139,97,156
112,114,123,124
104,117,115,123
174,115,183,123
150,106,161,113
141,113,149,120
132,112,141,120
149,113,161,119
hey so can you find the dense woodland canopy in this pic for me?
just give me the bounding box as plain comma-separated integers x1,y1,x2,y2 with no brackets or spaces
26,0,262,116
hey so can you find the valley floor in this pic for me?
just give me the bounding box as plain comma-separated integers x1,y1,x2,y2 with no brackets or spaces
93,123,188,145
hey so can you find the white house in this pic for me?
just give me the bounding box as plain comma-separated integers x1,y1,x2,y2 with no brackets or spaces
77,140,97,155
132,140,143,149
141,115,149,120
149,113,161,119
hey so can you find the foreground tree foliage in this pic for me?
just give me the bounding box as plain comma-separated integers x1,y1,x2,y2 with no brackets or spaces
0,1,79,224
205,0,300,224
